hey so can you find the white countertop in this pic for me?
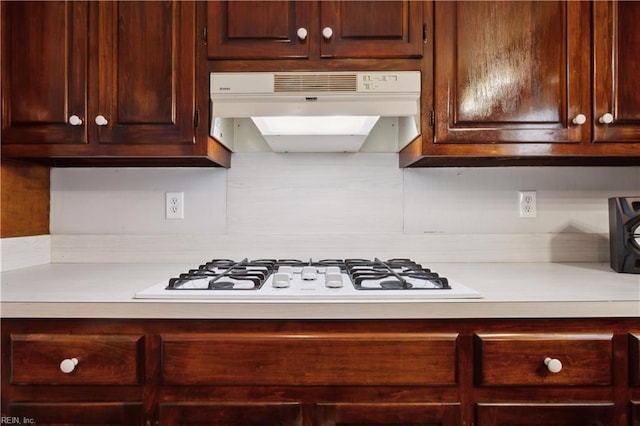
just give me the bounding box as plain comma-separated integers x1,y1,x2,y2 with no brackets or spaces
1,262,638,319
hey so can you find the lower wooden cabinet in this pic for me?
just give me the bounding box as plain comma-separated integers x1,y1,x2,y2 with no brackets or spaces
9,333,144,385
5,402,143,425
316,402,461,426
2,318,639,425
477,403,616,425
632,401,640,426
474,333,613,386
160,332,457,386
159,402,303,426
631,334,640,386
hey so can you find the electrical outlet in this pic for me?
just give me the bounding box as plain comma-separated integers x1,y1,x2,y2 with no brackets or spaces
166,192,184,219
519,190,537,218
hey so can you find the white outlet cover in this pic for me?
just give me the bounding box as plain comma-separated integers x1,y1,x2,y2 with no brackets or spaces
166,192,184,219
519,190,537,218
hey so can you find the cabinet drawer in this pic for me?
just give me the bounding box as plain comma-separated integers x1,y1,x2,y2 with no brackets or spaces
316,402,461,426
8,402,143,424
630,333,640,386
474,333,613,386
160,402,302,426
10,334,144,385
476,403,615,425
161,332,458,386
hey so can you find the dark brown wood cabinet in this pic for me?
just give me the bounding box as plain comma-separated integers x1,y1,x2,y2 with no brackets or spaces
2,330,145,425
593,1,640,144
207,1,424,60
10,334,144,385
92,1,195,148
160,332,457,386
207,1,312,59
6,402,144,426
474,333,613,386
159,402,303,426
476,403,616,426
2,318,639,425
401,0,640,167
1,1,229,167
474,333,618,425
1,1,89,146
315,402,461,426
433,1,590,146
632,401,640,426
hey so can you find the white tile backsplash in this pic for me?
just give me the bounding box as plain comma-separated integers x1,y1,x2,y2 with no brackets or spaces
403,166,640,234
50,168,227,234
227,153,403,234
50,155,639,240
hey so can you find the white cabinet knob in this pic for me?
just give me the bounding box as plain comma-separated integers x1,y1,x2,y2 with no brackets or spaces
60,357,78,374
599,113,614,124
68,115,83,126
572,114,586,125
95,115,109,126
322,27,333,39
544,357,562,373
296,27,308,40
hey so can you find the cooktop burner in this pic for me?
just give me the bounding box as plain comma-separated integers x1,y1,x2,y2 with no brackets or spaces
135,258,481,301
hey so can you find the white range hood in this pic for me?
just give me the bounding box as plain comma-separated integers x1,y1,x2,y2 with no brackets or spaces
210,71,421,153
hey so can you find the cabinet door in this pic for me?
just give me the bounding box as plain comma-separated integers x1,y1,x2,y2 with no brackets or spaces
1,1,88,145
207,1,312,59
476,403,615,425
433,1,590,146
593,1,640,143
632,401,640,426
316,402,460,426
7,402,143,425
94,1,196,145
319,1,423,58
160,402,303,426
631,333,640,386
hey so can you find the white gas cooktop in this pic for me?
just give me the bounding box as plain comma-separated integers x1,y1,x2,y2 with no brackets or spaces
135,258,481,301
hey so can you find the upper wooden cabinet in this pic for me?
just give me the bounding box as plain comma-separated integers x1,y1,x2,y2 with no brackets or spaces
593,0,640,143
2,1,89,146
207,1,312,59
207,0,424,60
401,0,640,167
1,1,229,167
92,1,196,147
433,1,590,146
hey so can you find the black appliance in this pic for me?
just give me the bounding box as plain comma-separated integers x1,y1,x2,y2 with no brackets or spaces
609,197,640,273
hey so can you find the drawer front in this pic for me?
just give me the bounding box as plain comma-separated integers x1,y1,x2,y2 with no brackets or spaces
10,334,144,385
161,332,458,386
474,333,613,386
316,402,461,426
630,333,640,386
476,403,615,425
160,402,303,426
8,402,143,425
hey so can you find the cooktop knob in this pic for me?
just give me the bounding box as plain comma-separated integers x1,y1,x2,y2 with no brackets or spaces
325,273,343,288
324,266,343,288
301,266,318,280
272,272,291,288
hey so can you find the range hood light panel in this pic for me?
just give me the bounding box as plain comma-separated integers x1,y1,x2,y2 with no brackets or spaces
251,116,380,136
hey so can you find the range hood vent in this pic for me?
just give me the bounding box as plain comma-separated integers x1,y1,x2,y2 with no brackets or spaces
273,73,357,93
210,71,421,153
